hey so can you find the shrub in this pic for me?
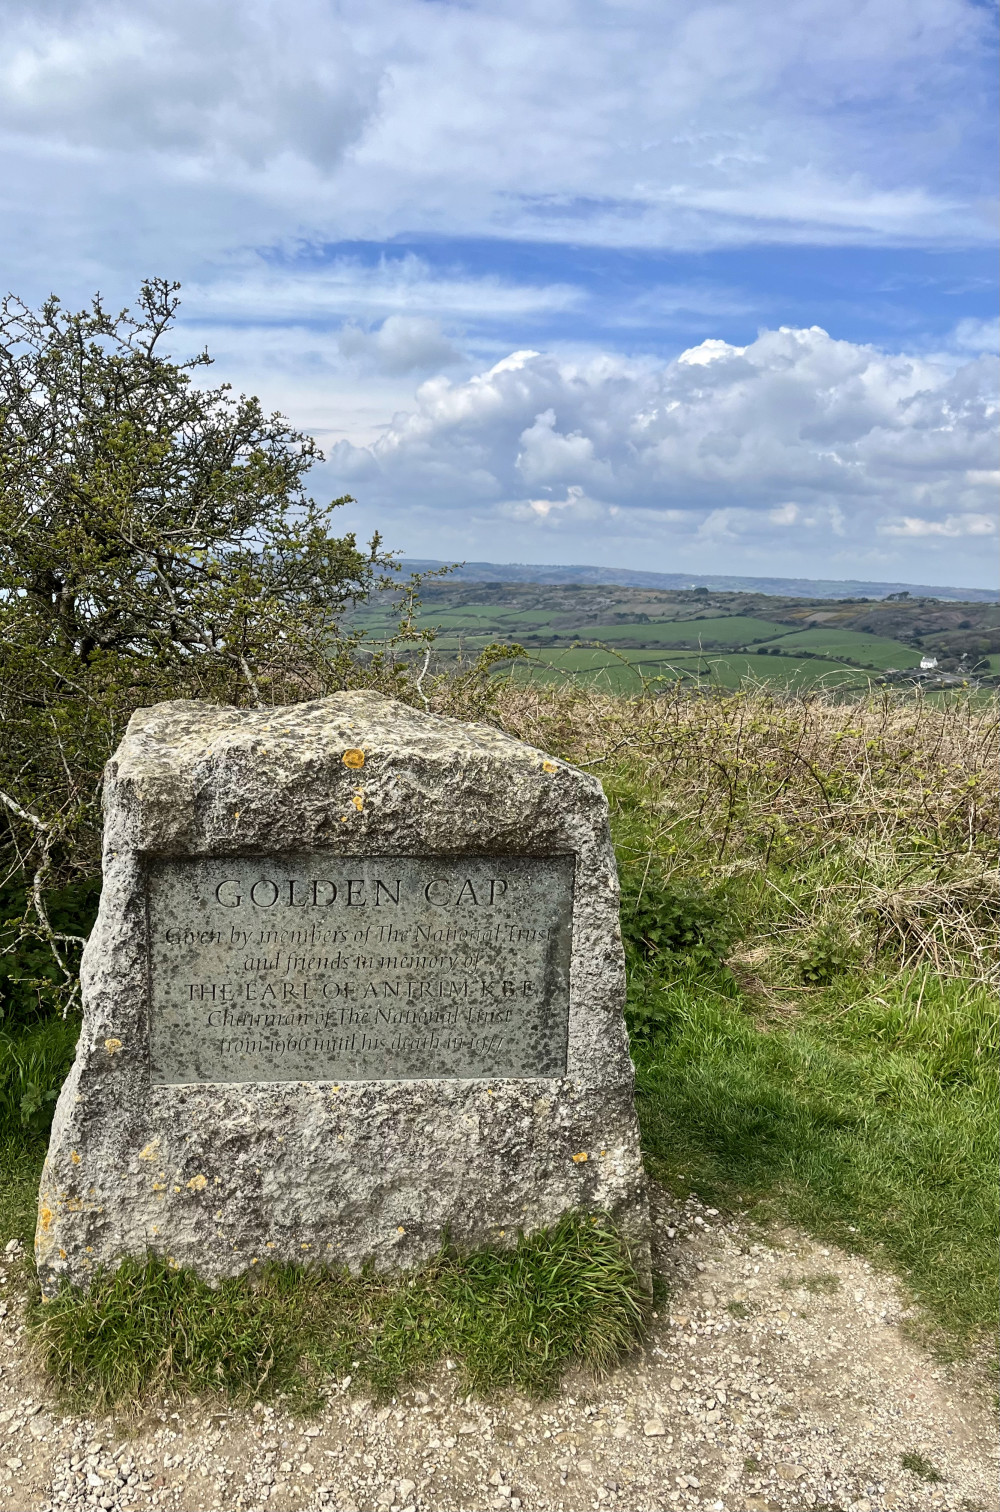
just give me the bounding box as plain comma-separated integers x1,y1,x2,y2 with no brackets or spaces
619,879,734,970
799,927,856,986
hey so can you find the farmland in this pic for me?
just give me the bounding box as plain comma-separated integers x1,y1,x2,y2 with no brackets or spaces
351,579,999,693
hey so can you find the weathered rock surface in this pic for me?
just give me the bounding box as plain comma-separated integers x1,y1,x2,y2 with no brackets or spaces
37,692,648,1291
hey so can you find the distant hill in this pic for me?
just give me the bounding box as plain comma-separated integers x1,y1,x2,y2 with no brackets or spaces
394,560,998,604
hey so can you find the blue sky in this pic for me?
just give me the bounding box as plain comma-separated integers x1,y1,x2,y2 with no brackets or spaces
1,0,997,587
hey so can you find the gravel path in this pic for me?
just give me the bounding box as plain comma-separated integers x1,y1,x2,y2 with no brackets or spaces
2,1186,995,1512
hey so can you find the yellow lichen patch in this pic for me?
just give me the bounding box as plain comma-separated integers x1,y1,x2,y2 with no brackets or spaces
542,759,559,773
342,747,365,769
138,1140,160,1161
70,1150,81,1165
396,1225,406,1234
59,1248,67,1260
351,789,364,811
572,1151,589,1163
103,1037,123,1055
39,1204,54,1231
186,1174,208,1192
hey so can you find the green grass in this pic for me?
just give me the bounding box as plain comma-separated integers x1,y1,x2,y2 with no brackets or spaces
0,1017,80,1141
628,965,997,1343
759,627,920,668
0,1137,47,1250
900,1451,944,1483
0,1015,82,1254
513,646,866,693
28,1213,646,1412
585,690,999,1355
676,653,862,690
557,615,788,645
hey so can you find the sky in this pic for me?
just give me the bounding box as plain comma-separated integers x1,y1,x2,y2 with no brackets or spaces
1,0,997,588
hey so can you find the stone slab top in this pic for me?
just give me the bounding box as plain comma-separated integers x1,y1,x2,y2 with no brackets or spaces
106,692,604,858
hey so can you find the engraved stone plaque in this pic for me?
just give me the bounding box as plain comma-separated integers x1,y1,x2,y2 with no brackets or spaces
39,693,649,1292
147,854,574,1084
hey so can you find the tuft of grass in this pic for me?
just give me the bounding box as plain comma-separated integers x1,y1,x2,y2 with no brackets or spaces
0,1016,80,1140
0,1018,78,1255
900,1451,944,1483
0,1137,46,1249
28,1213,646,1413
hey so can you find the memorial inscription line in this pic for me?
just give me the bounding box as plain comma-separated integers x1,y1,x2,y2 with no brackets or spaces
210,873,513,911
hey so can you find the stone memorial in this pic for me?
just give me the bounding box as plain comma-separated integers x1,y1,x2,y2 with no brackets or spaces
37,692,649,1291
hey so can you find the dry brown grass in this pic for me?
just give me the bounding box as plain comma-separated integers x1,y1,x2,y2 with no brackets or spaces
489,681,996,842
467,682,1000,983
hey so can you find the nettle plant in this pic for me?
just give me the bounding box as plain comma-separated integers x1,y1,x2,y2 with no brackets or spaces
0,280,429,1018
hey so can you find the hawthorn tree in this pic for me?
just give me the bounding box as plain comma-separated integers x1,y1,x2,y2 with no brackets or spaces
0,279,402,1014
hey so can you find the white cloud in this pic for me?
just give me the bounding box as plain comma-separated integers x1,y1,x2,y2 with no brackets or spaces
677,338,747,366
879,513,997,538
323,326,998,579
183,256,582,323
337,315,462,376
0,0,378,169
516,410,608,488
0,0,993,305
500,485,609,525
0,2,993,586
950,317,1000,355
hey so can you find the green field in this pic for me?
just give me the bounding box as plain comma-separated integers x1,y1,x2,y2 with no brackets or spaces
759,627,923,668
350,583,998,693
514,646,868,692
556,614,788,645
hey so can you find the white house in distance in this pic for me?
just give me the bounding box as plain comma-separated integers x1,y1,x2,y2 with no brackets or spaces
920,655,939,670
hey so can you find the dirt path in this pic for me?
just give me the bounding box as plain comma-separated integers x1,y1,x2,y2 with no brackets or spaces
2,1187,996,1512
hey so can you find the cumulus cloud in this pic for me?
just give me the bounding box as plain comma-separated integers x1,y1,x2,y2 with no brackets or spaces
326,327,998,577
950,318,1000,355
0,3,992,585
